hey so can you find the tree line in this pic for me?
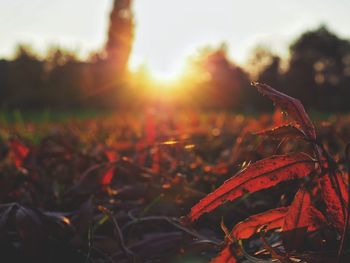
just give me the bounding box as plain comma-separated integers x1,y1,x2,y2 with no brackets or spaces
1,0,350,112
190,26,350,112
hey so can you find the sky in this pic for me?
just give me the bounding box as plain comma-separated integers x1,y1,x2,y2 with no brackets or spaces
1,0,350,79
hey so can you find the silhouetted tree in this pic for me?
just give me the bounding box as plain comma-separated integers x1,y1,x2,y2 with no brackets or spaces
6,45,46,109
78,0,136,109
2,22,350,112
188,44,251,111
0,59,11,108
105,0,134,76
284,25,350,111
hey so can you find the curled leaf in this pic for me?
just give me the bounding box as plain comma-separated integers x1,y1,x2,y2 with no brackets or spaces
232,207,288,240
189,153,315,221
252,83,316,140
255,124,305,141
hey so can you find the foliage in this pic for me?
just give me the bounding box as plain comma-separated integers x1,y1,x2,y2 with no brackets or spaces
188,83,349,262
185,44,251,111
106,0,134,75
0,94,349,262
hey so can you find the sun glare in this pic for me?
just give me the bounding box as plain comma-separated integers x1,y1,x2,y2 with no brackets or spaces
129,59,186,88
148,67,184,83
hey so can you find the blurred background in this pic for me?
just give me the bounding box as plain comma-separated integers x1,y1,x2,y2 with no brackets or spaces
1,0,350,114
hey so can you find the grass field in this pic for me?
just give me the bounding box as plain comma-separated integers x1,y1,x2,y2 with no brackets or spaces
0,106,349,262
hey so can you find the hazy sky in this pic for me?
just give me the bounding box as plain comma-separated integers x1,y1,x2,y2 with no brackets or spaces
1,0,350,79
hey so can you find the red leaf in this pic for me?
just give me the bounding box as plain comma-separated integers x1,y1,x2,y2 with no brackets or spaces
9,140,29,168
282,189,326,251
189,153,315,221
307,206,327,230
136,141,147,166
105,149,118,162
284,189,312,231
337,172,349,208
319,172,349,232
101,167,115,185
255,124,305,141
272,107,284,126
252,82,316,140
284,188,326,231
211,246,237,263
232,207,288,240
145,110,156,144
151,145,161,173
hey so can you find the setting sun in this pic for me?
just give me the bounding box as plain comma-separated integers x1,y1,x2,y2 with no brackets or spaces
128,0,350,82
129,61,185,84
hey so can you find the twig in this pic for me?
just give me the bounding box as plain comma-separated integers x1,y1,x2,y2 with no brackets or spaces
98,206,137,262
259,227,292,263
85,225,93,263
274,137,288,155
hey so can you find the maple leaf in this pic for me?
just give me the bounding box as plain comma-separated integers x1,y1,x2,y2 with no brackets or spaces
189,153,315,221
